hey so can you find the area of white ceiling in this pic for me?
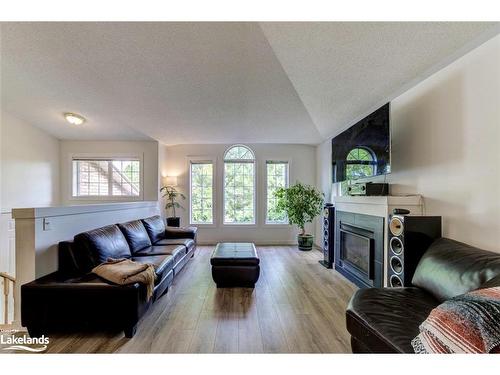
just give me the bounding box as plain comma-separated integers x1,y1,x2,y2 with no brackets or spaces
1,22,498,144
260,22,499,139
0,22,321,144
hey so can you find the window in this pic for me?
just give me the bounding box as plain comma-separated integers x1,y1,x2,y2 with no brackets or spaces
266,161,289,224
345,147,377,180
190,161,214,224
223,145,255,224
72,158,141,197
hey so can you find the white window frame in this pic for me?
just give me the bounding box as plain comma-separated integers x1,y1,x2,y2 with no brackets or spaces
69,153,144,201
223,145,256,226
189,158,216,226
265,160,290,225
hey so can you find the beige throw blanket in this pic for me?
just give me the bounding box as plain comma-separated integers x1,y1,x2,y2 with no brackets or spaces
92,258,156,300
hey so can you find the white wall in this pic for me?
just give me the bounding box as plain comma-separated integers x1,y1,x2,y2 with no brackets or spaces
1,112,60,274
158,142,169,220
315,140,333,244
1,112,60,211
60,140,160,205
316,35,500,253
164,143,317,245
1,111,61,323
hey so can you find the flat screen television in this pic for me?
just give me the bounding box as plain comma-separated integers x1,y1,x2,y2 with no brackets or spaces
332,103,391,183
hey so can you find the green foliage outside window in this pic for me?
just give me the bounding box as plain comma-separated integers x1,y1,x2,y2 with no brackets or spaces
223,145,256,224
266,162,288,223
224,162,255,223
345,147,376,180
191,163,213,224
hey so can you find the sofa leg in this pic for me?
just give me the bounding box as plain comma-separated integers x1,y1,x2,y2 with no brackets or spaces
124,324,137,338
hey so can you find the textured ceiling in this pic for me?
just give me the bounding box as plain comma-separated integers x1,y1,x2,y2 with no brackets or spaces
1,22,498,144
260,22,500,139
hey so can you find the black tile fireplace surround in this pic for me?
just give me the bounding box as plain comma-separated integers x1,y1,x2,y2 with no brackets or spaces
334,211,384,288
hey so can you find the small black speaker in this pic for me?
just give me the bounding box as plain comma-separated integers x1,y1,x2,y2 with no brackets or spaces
387,214,442,287
319,204,335,269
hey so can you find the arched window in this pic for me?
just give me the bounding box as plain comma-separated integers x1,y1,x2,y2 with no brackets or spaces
345,147,377,180
223,145,255,224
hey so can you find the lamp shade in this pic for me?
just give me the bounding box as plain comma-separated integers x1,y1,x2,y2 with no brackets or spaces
164,176,178,186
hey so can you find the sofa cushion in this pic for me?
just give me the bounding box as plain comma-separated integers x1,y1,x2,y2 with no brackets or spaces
133,245,186,265
74,224,131,264
412,238,500,302
153,238,195,253
118,220,152,253
141,216,166,243
58,240,95,276
346,287,439,353
478,274,500,290
132,255,174,285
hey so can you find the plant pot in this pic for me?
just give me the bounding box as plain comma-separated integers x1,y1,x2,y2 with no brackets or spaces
166,217,180,227
297,234,314,251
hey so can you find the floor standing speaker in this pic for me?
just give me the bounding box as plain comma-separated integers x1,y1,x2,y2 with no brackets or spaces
387,214,442,287
319,204,335,269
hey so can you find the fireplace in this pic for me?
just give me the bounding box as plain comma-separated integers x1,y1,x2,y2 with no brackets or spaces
335,211,384,288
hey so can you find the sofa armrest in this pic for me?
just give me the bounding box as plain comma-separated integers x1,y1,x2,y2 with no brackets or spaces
165,226,198,240
22,271,140,291
21,272,147,334
21,272,143,313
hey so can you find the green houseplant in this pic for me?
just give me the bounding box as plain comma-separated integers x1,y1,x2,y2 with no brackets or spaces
275,182,324,251
160,185,186,227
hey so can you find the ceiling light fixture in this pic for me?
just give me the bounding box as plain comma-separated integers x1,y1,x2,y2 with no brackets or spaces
64,112,86,125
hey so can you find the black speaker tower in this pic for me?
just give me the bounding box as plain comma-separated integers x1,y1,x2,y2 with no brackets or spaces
387,213,442,287
319,204,335,269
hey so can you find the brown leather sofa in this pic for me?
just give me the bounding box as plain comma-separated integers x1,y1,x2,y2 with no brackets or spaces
346,237,500,353
21,215,197,338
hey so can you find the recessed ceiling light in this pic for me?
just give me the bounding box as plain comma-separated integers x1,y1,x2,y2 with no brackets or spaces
64,112,86,125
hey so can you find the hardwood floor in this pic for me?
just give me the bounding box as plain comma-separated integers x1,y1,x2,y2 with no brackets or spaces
20,246,358,353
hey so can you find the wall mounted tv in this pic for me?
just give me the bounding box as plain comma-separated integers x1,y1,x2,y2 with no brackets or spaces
332,103,391,183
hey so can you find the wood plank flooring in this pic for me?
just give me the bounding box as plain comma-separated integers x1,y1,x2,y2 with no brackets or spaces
16,246,358,353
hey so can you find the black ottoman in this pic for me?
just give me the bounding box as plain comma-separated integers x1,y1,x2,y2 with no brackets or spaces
210,243,260,288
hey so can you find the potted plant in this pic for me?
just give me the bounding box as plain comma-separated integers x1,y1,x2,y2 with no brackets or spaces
160,185,186,227
275,182,324,251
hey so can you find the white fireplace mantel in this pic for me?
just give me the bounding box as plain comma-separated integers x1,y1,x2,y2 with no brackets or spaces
333,195,423,217
333,195,423,287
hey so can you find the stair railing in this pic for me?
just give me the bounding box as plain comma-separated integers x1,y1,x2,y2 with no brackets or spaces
0,272,15,326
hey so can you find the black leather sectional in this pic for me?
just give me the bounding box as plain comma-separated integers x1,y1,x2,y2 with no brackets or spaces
21,215,197,338
346,238,500,353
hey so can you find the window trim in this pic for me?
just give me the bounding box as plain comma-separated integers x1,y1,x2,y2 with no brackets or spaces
223,145,256,226
69,153,144,201
265,160,290,225
223,143,255,160
189,158,216,226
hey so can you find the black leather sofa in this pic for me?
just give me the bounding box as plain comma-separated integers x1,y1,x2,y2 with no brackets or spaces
346,237,500,353
21,215,197,338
